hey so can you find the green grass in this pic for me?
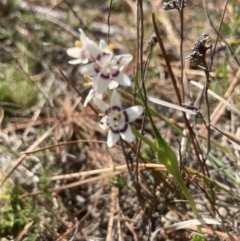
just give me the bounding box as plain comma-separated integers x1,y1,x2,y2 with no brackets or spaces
0,64,38,108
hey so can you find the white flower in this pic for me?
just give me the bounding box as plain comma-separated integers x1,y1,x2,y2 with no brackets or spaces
80,39,133,94
94,89,143,147
83,76,118,107
66,28,90,64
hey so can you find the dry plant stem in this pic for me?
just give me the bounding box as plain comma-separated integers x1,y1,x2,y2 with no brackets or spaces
22,138,149,168
196,0,229,148
116,194,123,241
64,0,87,33
153,1,179,49
152,13,205,176
211,125,240,146
37,214,65,240
120,138,135,185
205,0,228,71
184,166,240,201
14,221,34,241
59,69,98,115
125,221,138,241
203,0,240,67
202,0,229,169
178,3,188,160
202,62,211,157
189,226,240,241
133,0,145,205
201,63,240,135
58,223,78,241
179,2,185,102
107,0,113,44
212,68,240,121
106,187,117,241
124,0,137,18
134,31,155,204
194,68,216,218
19,163,166,198
22,139,106,154
0,122,60,187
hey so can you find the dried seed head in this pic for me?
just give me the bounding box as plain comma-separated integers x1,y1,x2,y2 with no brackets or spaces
149,32,157,47
186,33,212,64
162,0,186,10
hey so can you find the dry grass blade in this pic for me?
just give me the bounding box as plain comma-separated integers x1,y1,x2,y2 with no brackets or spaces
0,107,4,126
14,221,34,241
106,187,118,241
21,139,107,155
211,125,240,145
42,163,166,182
190,80,240,116
164,218,221,230
189,226,240,241
151,218,221,241
148,96,198,115
19,163,166,198
0,122,60,187
209,67,240,126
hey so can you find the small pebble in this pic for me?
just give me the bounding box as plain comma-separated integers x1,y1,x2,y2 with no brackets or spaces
218,206,228,218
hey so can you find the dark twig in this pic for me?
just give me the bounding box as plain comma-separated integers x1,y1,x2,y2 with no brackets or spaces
179,1,185,102
59,69,98,115
107,0,113,44
152,13,206,176
186,33,217,215
134,0,145,206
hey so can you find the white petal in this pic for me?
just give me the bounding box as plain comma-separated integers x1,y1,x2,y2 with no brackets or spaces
107,130,119,147
86,40,101,59
67,47,89,64
114,72,131,86
124,106,143,122
96,93,103,99
111,89,121,108
99,39,110,52
108,80,119,89
116,54,133,68
79,28,88,45
83,89,95,107
99,116,108,130
93,97,109,112
96,77,110,94
81,58,89,64
79,63,96,75
68,59,82,64
67,48,82,58
120,124,135,143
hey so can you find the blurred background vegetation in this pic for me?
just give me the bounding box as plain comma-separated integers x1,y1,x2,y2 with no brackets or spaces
0,0,240,240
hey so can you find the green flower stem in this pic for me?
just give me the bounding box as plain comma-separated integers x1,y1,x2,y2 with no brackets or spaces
133,126,198,218
132,127,199,219
131,127,158,152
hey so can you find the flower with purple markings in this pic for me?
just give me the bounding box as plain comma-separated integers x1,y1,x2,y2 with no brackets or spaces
80,39,133,94
83,75,118,107
94,89,143,147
